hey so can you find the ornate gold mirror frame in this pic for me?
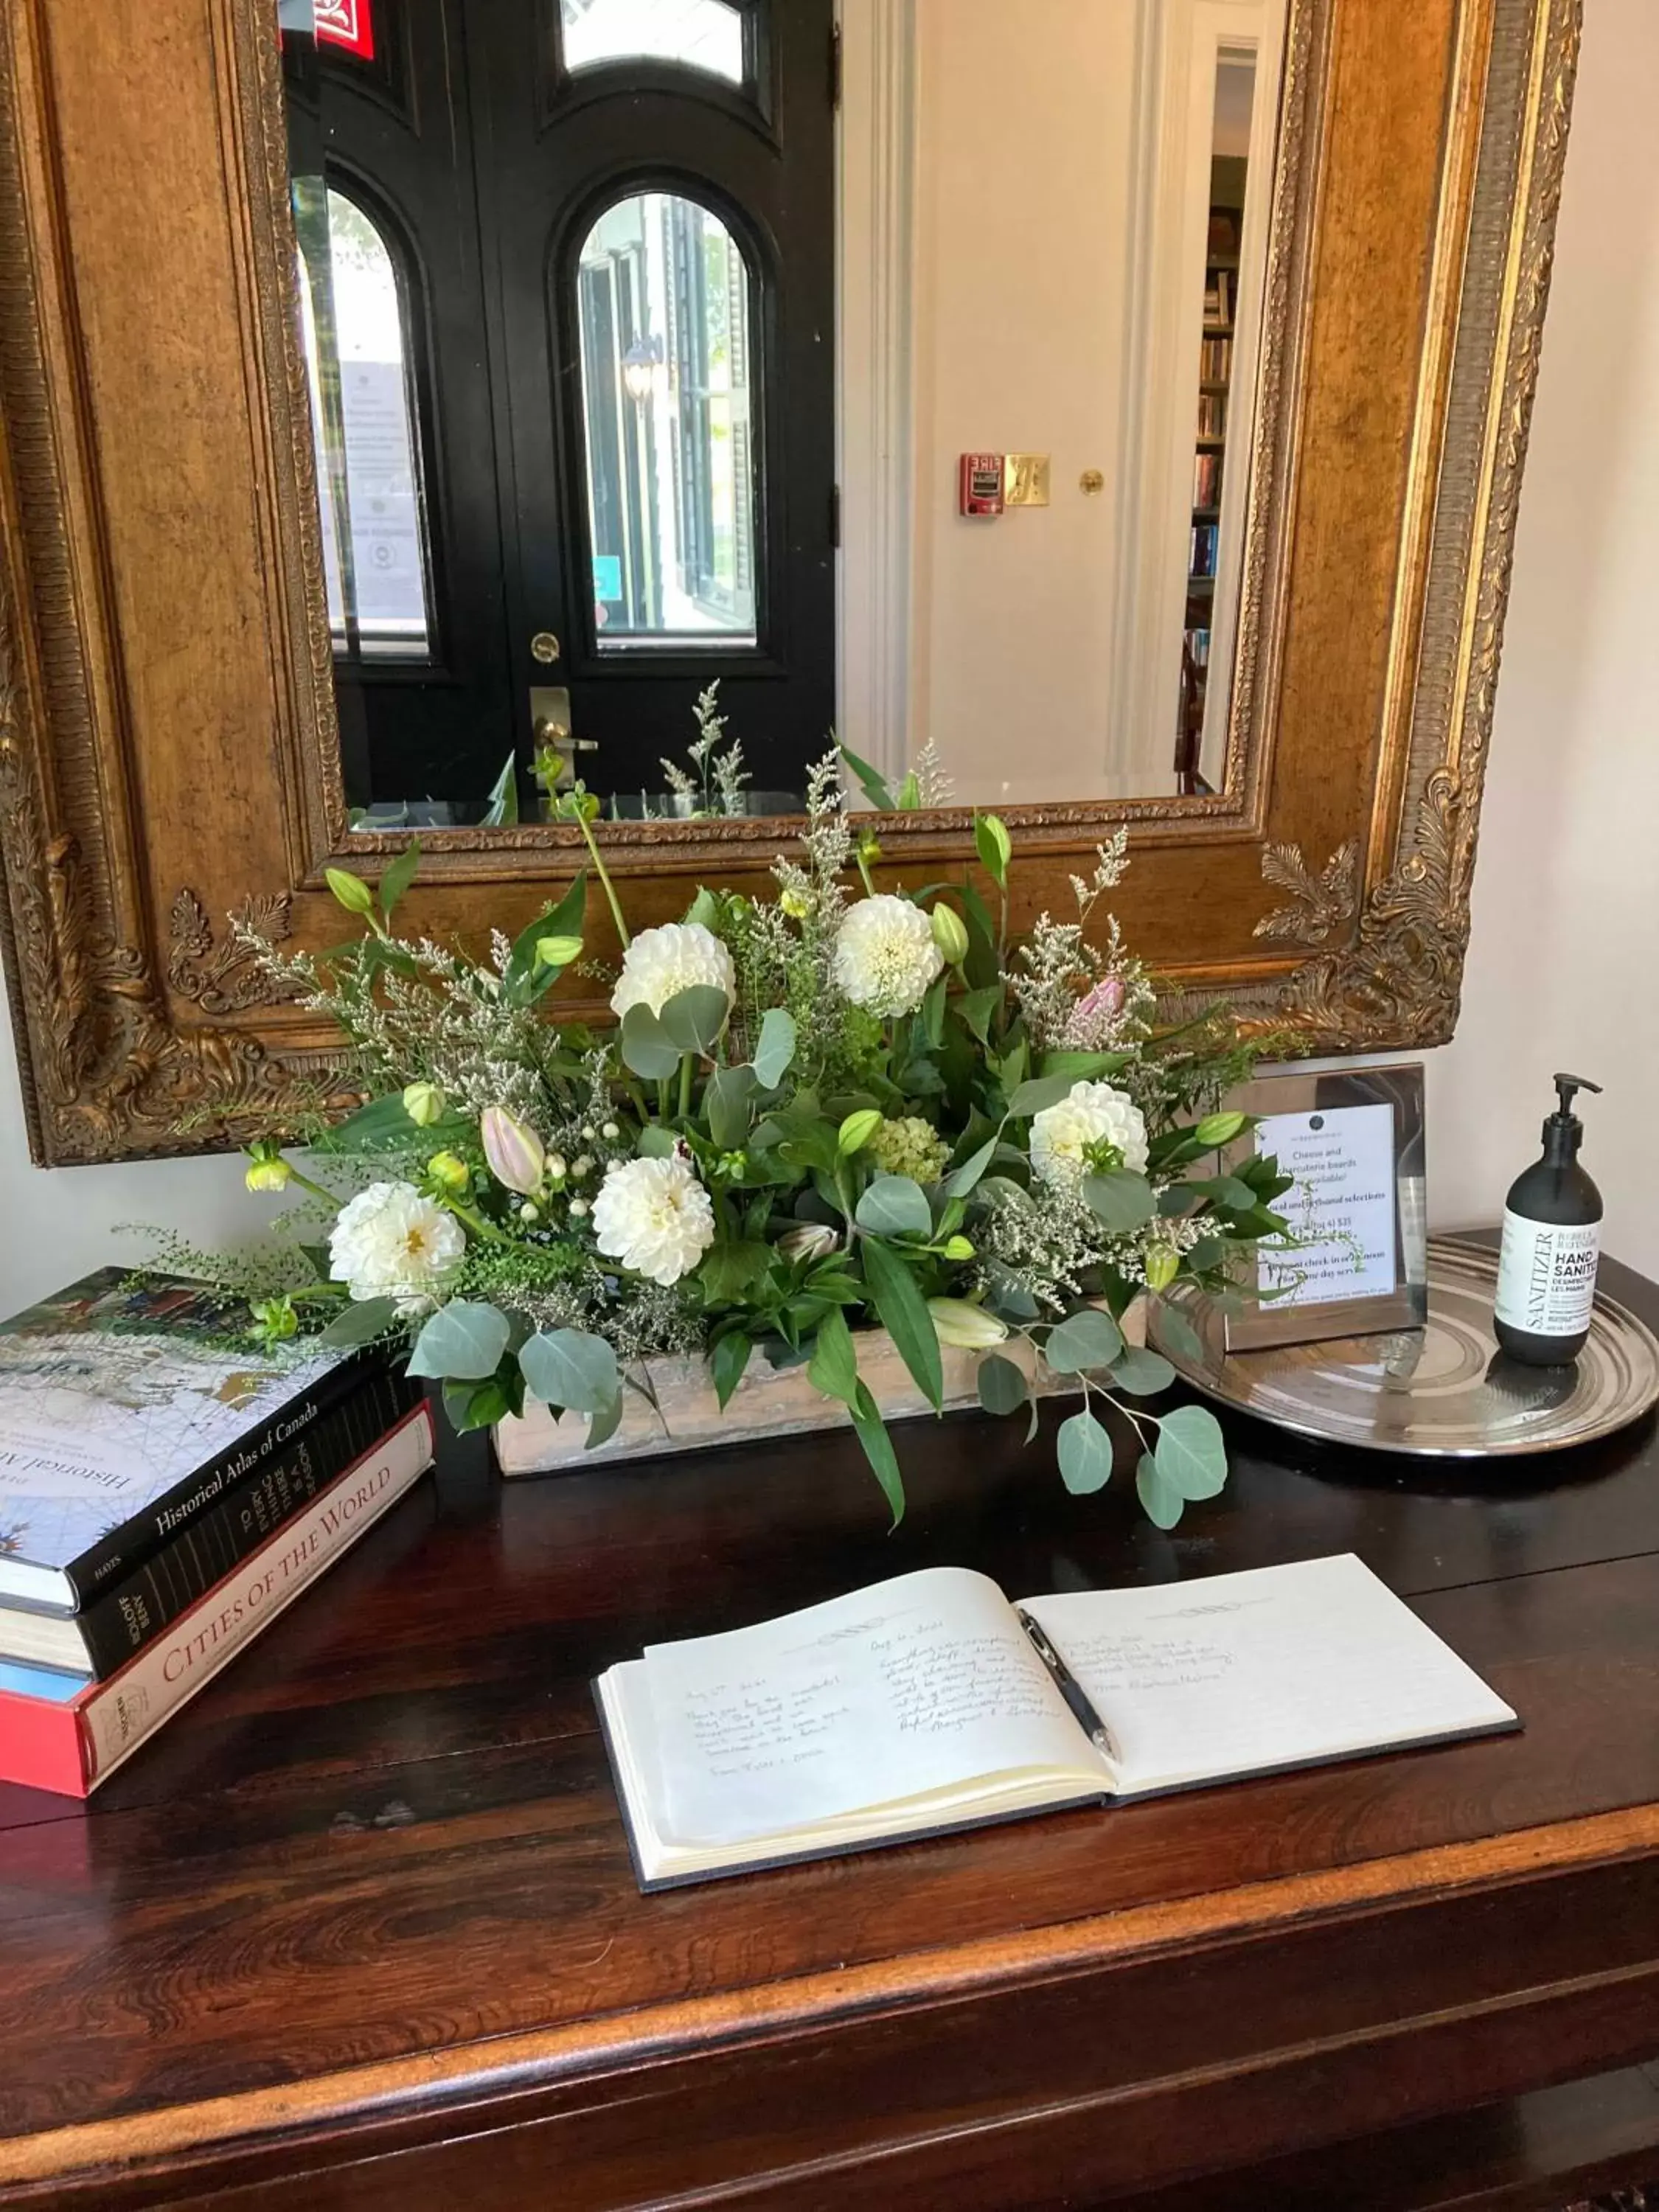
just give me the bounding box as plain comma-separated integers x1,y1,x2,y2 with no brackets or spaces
0,0,1579,1164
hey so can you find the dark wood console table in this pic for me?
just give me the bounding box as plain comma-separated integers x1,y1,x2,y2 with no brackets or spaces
4,1241,1659,2209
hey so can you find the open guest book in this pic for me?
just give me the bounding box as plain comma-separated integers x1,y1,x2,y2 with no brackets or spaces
596,1554,1519,1890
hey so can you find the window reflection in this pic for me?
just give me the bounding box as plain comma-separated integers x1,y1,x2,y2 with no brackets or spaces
296,187,432,658
577,192,757,648
1176,45,1256,791
560,0,745,83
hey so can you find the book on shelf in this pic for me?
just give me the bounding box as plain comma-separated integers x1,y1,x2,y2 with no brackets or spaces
1205,270,1234,327
0,1360,418,1676
0,1402,435,1798
1197,392,1228,441
1200,334,1233,383
1189,521,1220,577
0,1268,384,1611
1185,625,1211,669
1192,451,1221,507
596,1555,1518,1891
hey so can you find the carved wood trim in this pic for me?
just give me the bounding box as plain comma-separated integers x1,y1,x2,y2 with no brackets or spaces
0,0,1583,1160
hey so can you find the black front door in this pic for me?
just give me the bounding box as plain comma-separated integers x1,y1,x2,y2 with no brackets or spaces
284,0,837,818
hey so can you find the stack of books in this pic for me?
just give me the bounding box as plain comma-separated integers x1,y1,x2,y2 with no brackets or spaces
0,1270,432,1797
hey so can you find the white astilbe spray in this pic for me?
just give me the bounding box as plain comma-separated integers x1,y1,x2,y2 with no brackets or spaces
913,740,955,808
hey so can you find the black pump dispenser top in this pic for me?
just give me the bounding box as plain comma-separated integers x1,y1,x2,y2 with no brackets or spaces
1543,1072,1601,1162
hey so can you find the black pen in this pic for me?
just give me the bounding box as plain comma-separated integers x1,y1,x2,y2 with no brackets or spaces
1015,1607,1121,1764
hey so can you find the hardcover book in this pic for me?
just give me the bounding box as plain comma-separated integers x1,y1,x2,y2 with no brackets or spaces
0,1403,435,1798
596,1555,1519,1891
0,1270,372,1610
0,1361,418,1677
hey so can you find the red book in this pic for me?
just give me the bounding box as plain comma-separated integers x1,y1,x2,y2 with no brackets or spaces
0,1404,434,1798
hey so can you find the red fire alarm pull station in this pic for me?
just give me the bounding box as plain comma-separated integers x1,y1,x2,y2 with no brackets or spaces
959,453,1005,517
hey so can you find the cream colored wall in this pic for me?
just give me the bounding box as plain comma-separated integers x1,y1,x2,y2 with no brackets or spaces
908,0,1138,804
1423,0,1659,1277
0,0,1653,1307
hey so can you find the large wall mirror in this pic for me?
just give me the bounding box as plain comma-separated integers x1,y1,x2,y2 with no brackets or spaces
0,0,1581,1161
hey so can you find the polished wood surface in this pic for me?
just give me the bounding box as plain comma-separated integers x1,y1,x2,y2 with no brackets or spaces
4,1241,1659,2208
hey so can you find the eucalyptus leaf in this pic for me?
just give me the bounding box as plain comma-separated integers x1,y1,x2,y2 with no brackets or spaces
855,1175,933,1240
1043,1307,1126,1374
976,1352,1029,1416
1006,1073,1077,1119
619,1002,681,1081
317,1294,400,1349
1155,1303,1206,1363
636,1123,678,1158
705,1062,758,1152
585,1391,625,1451
1110,1346,1177,1397
519,1327,621,1414
658,983,731,1056
406,1300,512,1382
442,1376,516,1434
1136,1452,1186,1530
1038,1049,1134,1084
754,1006,798,1088
860,1238,943,1412
1057,1409,1115,1494
1155,1402,1229,1500
1082,1170,1157,1232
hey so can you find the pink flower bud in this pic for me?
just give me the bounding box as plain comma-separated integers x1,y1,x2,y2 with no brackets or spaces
1077,975,1126,1023
480,1105,546,1196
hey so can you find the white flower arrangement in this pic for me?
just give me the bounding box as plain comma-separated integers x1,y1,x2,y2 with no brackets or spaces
206,732,1293,1531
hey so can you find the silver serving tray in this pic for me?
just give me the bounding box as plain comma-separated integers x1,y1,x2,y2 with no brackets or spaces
1148,1238,1659,1458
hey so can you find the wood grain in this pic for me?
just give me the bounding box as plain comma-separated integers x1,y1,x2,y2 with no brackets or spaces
1,1243,1658,2206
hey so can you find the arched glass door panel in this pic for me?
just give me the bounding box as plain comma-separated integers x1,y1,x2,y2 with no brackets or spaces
575,191,757,648
559,0,745,83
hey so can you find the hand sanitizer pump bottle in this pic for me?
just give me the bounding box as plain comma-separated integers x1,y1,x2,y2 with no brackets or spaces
1492,1074,1604,1366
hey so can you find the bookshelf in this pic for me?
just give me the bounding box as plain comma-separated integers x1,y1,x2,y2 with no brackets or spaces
1175,202,1242,793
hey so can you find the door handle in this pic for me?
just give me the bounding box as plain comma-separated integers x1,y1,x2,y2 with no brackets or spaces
529,686,597,792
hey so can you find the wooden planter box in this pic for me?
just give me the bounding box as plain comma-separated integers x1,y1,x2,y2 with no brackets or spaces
495,1307,1144,1477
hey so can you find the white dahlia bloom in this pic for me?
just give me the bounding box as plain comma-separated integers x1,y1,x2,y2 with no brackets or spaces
832,895,944,1017
1029,1080,1150,1189
610,921,735,1022
592,1153,716,1287
329,1180,465,1312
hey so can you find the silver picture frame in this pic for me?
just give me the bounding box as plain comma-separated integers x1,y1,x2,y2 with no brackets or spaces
1220,1062,1429,1352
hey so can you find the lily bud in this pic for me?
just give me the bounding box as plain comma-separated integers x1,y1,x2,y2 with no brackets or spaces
941,1234,975,1262
1194,1110,1247,1150
403,1081,445,1128
243,1144,291,1194
251,1296,299,1343
425,1150,470,1195
929,903,970,967
838,1107,883,1156
534,933,583,972
779,1222,840,1265
324,866,376,918
1144,1245,1181,1293
927,1298,1010,1351
480,1105,546,1196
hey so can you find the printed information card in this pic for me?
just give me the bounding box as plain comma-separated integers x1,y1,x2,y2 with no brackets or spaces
1255,1102,1399,1308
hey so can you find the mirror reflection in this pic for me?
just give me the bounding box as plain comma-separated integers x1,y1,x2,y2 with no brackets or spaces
280,0,1284,825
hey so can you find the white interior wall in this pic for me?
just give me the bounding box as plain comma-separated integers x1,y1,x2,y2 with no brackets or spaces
0,0,1654,1307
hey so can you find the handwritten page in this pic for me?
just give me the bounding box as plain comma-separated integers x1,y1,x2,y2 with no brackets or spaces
639,1567,1093,1846
1020,1554,1515,1794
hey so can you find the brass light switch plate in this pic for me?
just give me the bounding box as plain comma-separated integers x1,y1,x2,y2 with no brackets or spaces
1004,453,1051,507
